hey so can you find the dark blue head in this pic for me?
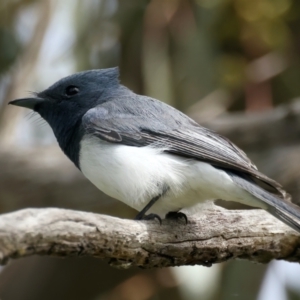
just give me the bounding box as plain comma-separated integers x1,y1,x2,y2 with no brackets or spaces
9,67,123,167
10,67,120,133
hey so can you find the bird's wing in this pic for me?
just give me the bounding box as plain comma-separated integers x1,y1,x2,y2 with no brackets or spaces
82,103,285,197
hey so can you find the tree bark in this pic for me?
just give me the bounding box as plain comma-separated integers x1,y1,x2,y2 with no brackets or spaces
0,207,299,268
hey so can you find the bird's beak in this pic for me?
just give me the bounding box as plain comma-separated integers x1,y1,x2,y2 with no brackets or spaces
8,97,45,110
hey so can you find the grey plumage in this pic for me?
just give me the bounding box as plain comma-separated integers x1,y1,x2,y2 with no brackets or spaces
9,67,300,232
82,92,285,197
228,172,300,232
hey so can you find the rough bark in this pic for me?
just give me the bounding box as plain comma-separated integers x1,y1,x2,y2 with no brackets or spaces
0,207,299,268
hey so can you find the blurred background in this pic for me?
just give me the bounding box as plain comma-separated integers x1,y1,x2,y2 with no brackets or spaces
1,0,300,299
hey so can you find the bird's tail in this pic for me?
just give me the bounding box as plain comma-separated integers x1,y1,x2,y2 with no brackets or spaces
228,172,300,233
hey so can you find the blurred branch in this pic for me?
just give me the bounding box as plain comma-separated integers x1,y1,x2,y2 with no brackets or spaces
0,146,132,216
0,207,299,268
0,0,52,144
202,99,300,150
246,53,288,83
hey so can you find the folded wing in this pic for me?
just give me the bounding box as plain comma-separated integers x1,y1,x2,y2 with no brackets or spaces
82,99,287,199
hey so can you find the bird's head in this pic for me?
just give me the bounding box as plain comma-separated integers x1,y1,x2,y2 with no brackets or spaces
9,67,120,132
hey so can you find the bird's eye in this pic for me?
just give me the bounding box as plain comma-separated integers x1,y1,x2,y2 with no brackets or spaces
65,85,79,97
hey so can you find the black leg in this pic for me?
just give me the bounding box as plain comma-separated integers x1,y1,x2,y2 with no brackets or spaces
135,186,169,224
138,213,162,223
135,194,162,223
165,211,188,224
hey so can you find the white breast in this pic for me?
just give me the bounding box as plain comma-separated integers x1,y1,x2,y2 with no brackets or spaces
79,137,187,210
79,136,265,216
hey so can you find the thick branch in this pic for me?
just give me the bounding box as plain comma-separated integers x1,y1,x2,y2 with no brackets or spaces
0,208,299,268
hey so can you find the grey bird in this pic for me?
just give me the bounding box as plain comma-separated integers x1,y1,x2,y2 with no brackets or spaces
9,67,300,232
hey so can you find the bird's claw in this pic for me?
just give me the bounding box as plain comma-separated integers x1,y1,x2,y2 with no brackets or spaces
135,213,162,224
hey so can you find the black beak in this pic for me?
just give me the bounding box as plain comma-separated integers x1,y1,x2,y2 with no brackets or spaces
9,97,45,110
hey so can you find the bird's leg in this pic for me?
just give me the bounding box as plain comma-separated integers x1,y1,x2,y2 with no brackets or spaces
134,194,162,224
165,211,188,224
135,186,169,224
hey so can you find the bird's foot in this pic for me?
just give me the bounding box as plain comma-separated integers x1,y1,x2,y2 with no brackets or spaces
135,213,162,224
165,211,188,224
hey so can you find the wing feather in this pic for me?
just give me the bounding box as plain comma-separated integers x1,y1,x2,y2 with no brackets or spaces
82,102,286,198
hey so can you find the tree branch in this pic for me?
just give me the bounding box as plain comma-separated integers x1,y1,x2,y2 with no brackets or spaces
0,208,299,268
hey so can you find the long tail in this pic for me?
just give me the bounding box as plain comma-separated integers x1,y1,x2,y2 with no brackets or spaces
228,172,300,233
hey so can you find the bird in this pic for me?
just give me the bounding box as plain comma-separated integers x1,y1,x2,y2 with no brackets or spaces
9,67,300,232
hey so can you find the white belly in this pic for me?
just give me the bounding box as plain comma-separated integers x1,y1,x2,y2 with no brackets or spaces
79,137,265,216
